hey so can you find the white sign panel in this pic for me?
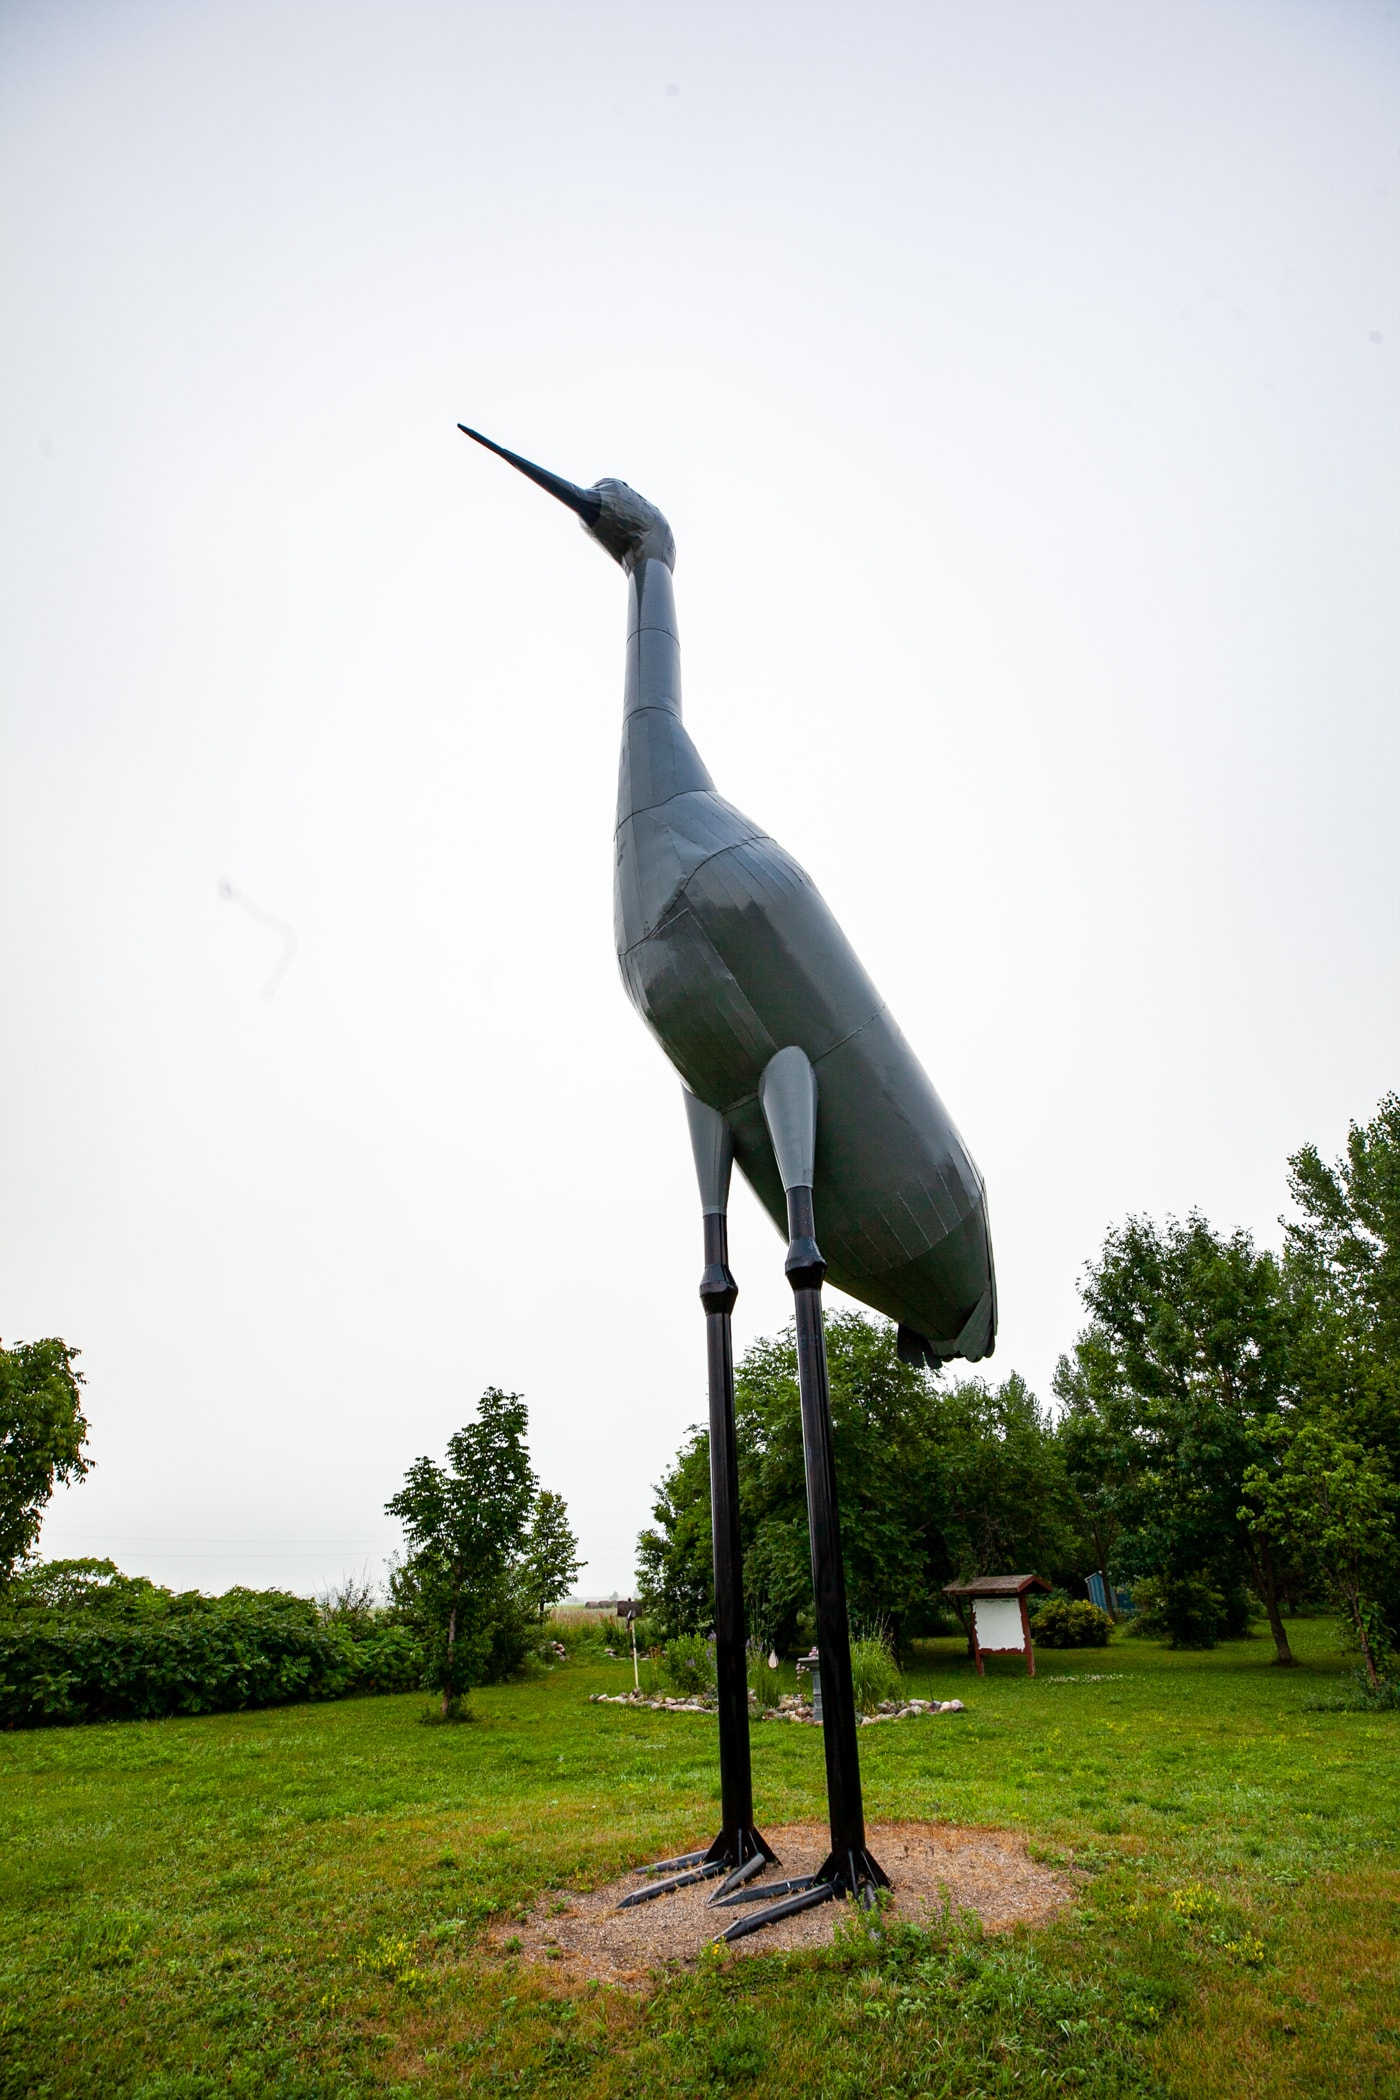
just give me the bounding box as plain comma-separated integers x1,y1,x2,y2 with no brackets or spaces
972,1597,1025,1653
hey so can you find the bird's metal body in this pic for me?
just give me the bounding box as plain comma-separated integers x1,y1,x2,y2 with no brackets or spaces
459,425,996,1365
615,553,995,1365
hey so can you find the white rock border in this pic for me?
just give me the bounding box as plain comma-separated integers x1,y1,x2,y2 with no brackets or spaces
587,1692,967,1723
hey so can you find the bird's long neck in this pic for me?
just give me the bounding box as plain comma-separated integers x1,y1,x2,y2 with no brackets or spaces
616,557,714,831
624,557,683,722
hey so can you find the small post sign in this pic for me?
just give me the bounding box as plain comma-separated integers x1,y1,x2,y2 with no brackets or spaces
942,1574,1050,1677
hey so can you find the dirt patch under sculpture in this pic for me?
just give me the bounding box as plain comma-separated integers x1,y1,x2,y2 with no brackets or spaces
494,1822,1074,1983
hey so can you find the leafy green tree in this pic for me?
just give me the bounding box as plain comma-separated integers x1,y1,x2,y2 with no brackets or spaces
1054,1214,1299,1660
936,1371,1079,1584
638,1315,1077,1650
0,1339,91,1582
1282,1094,1400,1649
733,1315,948,1647
7,1556,153,1614
1285,1096,1400,1472
1243,1417,1399,1692
386,1389,537,1716
1055,1349,1129,1618
1286,1094,1400,1368
519,1489,583,1622
635,1427,714,1640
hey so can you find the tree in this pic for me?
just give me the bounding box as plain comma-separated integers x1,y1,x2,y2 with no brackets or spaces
1280,1095,1400,1651
386,1388,538,1716
637,1314,1078,1650
0,1338,91,1583
636,1426,715,1640
519,1489,583,1622
1286,1094,1400,1367
1055,1214,1300,1661
733,1314,948,1647
1242,1417,1398,1692
1285,1095,1400,1475
935,1371,1079,1585
1054,1338,1130,1617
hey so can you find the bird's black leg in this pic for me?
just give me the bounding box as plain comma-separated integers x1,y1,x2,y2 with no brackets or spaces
784,1182,888,1890
721,1049,889,1943
626,1096,777,1908
698,1200,778,1891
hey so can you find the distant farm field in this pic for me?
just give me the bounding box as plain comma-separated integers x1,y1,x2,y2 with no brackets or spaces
1,1620,1396,2098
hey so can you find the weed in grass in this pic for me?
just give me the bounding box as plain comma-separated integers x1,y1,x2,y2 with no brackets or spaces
65,1906,152,1968
416,1699,477,1726
706,2022,769,2083
1305,1667,1400,1713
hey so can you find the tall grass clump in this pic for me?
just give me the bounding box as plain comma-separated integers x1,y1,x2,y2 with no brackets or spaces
849,1631,903,1712
542,1615,615,1663
746,1639,781,1709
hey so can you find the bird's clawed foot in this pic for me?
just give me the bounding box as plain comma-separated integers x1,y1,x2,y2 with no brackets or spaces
713,1845,889,1943
619,1827,777,1910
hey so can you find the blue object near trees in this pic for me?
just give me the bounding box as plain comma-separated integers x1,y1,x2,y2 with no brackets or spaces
1086,1571,1136,1616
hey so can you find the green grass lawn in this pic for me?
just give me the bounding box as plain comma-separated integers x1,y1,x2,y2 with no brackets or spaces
1,1618,1396,2098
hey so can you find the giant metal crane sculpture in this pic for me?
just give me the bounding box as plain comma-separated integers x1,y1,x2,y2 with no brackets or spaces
459,428,996,1938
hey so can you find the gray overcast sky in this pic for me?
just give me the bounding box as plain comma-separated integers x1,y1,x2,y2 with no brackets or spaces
2,0,1396,1598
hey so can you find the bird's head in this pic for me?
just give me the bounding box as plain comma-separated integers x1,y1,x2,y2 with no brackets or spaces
458,426,675,573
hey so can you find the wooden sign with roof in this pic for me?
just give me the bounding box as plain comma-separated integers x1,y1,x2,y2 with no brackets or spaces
942,1574,1050,1677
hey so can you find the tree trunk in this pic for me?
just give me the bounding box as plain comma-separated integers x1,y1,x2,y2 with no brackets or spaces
442,1601,458,1718
1246,1538,1295,1666
1343,1575,1382,1693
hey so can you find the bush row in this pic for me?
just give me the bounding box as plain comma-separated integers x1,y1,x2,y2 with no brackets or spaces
0,1562,426,1727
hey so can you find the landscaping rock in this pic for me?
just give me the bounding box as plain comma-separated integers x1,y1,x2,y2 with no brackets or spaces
591,1690,966,1721
587,1692,717,1713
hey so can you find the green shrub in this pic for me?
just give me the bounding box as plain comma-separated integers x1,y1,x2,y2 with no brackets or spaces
659,1635,715,1697
849,1634,903,1712
0,1559,425,1727
479,1607,534,1684
340,1619,426,1693
1032,1598,1113,1648
1128,1572,1228,1648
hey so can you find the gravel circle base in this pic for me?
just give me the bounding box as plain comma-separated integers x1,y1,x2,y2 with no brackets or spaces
491,1821,1073,1983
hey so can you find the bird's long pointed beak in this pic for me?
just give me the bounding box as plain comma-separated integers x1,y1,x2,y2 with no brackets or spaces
457,426,603,526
